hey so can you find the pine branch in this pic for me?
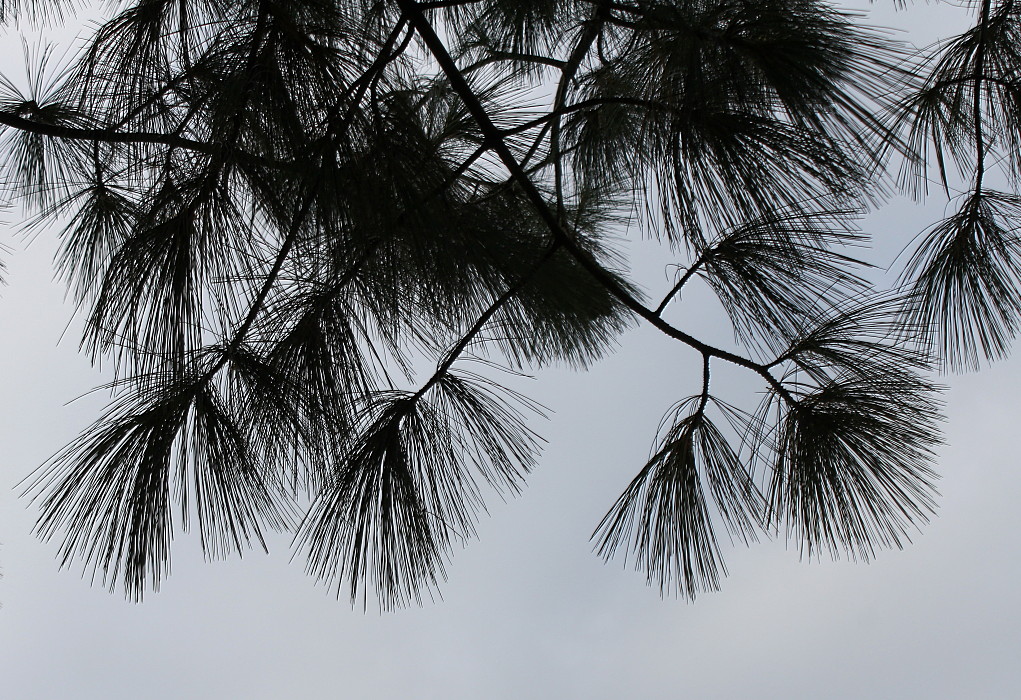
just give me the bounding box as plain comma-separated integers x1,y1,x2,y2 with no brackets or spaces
397,0,796,404
654,253,708,316
972,0,993,192
200,15,416,379
551,4,606,222
8,0,957,607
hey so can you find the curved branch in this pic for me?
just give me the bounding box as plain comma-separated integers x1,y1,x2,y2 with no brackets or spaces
462,51,567,74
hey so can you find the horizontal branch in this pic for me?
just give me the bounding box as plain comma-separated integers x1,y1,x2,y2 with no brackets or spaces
0,110,215,152
0,110,307,175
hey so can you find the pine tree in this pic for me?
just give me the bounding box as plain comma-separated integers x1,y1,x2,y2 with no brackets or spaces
0,0,1014,609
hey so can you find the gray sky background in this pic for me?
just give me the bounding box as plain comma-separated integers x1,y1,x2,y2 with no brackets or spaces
2,3,1019,698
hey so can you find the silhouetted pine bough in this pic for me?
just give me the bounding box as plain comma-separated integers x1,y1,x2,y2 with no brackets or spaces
1,0,1016,608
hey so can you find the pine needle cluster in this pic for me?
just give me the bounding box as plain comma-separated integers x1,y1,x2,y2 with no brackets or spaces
0,0,1012,607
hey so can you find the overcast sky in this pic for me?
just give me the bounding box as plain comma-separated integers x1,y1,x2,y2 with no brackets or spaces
2,3,1019,699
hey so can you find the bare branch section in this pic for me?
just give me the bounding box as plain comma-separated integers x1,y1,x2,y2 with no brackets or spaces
5,0,986,607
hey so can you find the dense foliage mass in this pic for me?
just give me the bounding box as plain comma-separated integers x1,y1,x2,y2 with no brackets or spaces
0,0,1015,608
